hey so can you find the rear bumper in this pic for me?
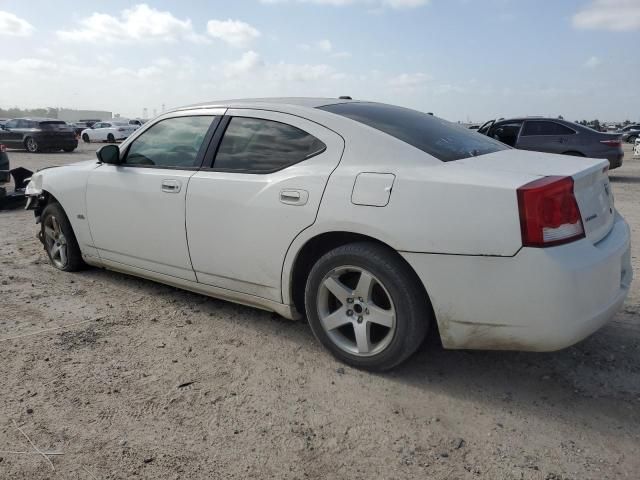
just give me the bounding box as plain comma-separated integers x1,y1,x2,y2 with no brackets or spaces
35,135,78,150
402,213,632,351
606,151,624,169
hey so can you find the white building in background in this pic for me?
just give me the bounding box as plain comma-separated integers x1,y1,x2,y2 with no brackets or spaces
57,108,112,122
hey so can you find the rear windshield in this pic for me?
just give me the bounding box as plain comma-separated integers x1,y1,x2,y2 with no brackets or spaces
39,121,68,130
318,102,509,162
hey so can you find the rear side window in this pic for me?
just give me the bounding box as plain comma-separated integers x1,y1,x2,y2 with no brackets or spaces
39,121,68,130
123,116,214,168
521,121,576,136
213,117,326,173
318,102,508,162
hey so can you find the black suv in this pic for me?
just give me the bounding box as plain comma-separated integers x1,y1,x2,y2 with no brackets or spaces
0,118,78,153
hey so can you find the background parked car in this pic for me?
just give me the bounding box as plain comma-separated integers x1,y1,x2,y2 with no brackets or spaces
81,121,137,143
0,118,8,127
69,122,93,136
0,144,9,183
619,124,640,143
477,117,624,169
0,118,78,153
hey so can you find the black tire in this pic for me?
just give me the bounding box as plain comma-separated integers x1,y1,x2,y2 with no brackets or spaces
304,242,430,371
25,137,39,153
63,147,76,153
563,151,585,157
82,133,90,143
40,202,85,272
107,134,115,143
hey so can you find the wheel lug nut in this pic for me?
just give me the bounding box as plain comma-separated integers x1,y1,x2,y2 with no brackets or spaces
358,297,364,302
365,308,369,315
347,298,354,303
357,316,363,323
346,310,353,316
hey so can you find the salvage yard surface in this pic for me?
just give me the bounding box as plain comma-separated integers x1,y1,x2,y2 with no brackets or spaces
1,143,639,479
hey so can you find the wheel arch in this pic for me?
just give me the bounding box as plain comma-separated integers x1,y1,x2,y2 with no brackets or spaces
285,230,435,326
562,150,585,157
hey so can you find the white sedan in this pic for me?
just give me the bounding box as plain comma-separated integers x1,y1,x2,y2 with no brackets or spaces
25,98,632,370
80,121,137,143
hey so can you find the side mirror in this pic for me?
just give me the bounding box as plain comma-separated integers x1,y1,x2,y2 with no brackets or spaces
96,144,121,164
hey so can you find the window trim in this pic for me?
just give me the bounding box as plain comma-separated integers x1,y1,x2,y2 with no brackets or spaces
203,115,327,175
520,120,577,137
118,115,222,171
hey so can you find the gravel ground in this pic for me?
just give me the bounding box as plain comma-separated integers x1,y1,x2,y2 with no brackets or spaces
1,142,639,479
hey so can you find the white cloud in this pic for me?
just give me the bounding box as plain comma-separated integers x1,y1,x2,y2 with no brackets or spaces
222,50,264,78
260,0,428,8
584,56,602,68
0,11,34,36
57,4,203,43
388,72,431,88
206,19,260,47
573,0,640,31
316,39,333,52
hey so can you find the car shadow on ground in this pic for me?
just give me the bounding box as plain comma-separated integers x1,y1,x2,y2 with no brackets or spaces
610,175,640,184
74,264,640,437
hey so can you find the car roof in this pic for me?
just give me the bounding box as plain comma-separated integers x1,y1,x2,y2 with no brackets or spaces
12,117,64,122
173,97,356,113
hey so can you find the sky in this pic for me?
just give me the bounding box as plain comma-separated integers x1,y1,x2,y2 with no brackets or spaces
0,0,638,122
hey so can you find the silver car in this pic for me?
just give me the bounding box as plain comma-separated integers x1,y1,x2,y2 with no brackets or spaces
478,117,624,169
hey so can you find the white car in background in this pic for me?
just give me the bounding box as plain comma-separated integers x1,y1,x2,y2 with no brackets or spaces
81,121,137,143
24,98,632,370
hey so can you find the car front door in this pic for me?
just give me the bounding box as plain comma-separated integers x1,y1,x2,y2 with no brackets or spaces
86,112,222,280
1,120,26,148
186,110,344,302
517,120,577,154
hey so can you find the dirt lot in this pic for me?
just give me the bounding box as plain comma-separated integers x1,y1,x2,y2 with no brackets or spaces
1,142,639,479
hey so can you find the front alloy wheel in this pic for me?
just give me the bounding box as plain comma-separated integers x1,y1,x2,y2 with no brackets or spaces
43,214,68,269
40,202,85,272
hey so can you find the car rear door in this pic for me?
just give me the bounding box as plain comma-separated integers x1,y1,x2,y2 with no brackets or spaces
186,109,344,302
86,112,222,280
517,120,577,154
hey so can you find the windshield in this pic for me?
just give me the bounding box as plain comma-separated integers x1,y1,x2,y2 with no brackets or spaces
318,103,509,162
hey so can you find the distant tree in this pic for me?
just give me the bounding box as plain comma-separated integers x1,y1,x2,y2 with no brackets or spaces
558,115,564,120
624,119,631,126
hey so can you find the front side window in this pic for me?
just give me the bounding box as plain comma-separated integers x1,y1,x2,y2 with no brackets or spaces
5,120,18,129
123,116,214,168
213,117,326,173
521,121,575,136
318,102,508,162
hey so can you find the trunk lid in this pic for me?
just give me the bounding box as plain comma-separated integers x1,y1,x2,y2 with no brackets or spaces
454,149,615,244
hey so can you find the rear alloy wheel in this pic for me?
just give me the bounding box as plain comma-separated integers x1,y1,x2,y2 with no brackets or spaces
41,203,85,271
25,137,39,153
82,133,90,143
107,133,115,143
305,242,430,371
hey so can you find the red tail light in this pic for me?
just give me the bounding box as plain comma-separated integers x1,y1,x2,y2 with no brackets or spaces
0,144,6,153
600,139,621,147
517,176,584,247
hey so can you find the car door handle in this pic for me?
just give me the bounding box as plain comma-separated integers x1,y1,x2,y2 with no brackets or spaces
280,189,308,206
161,179,181,193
